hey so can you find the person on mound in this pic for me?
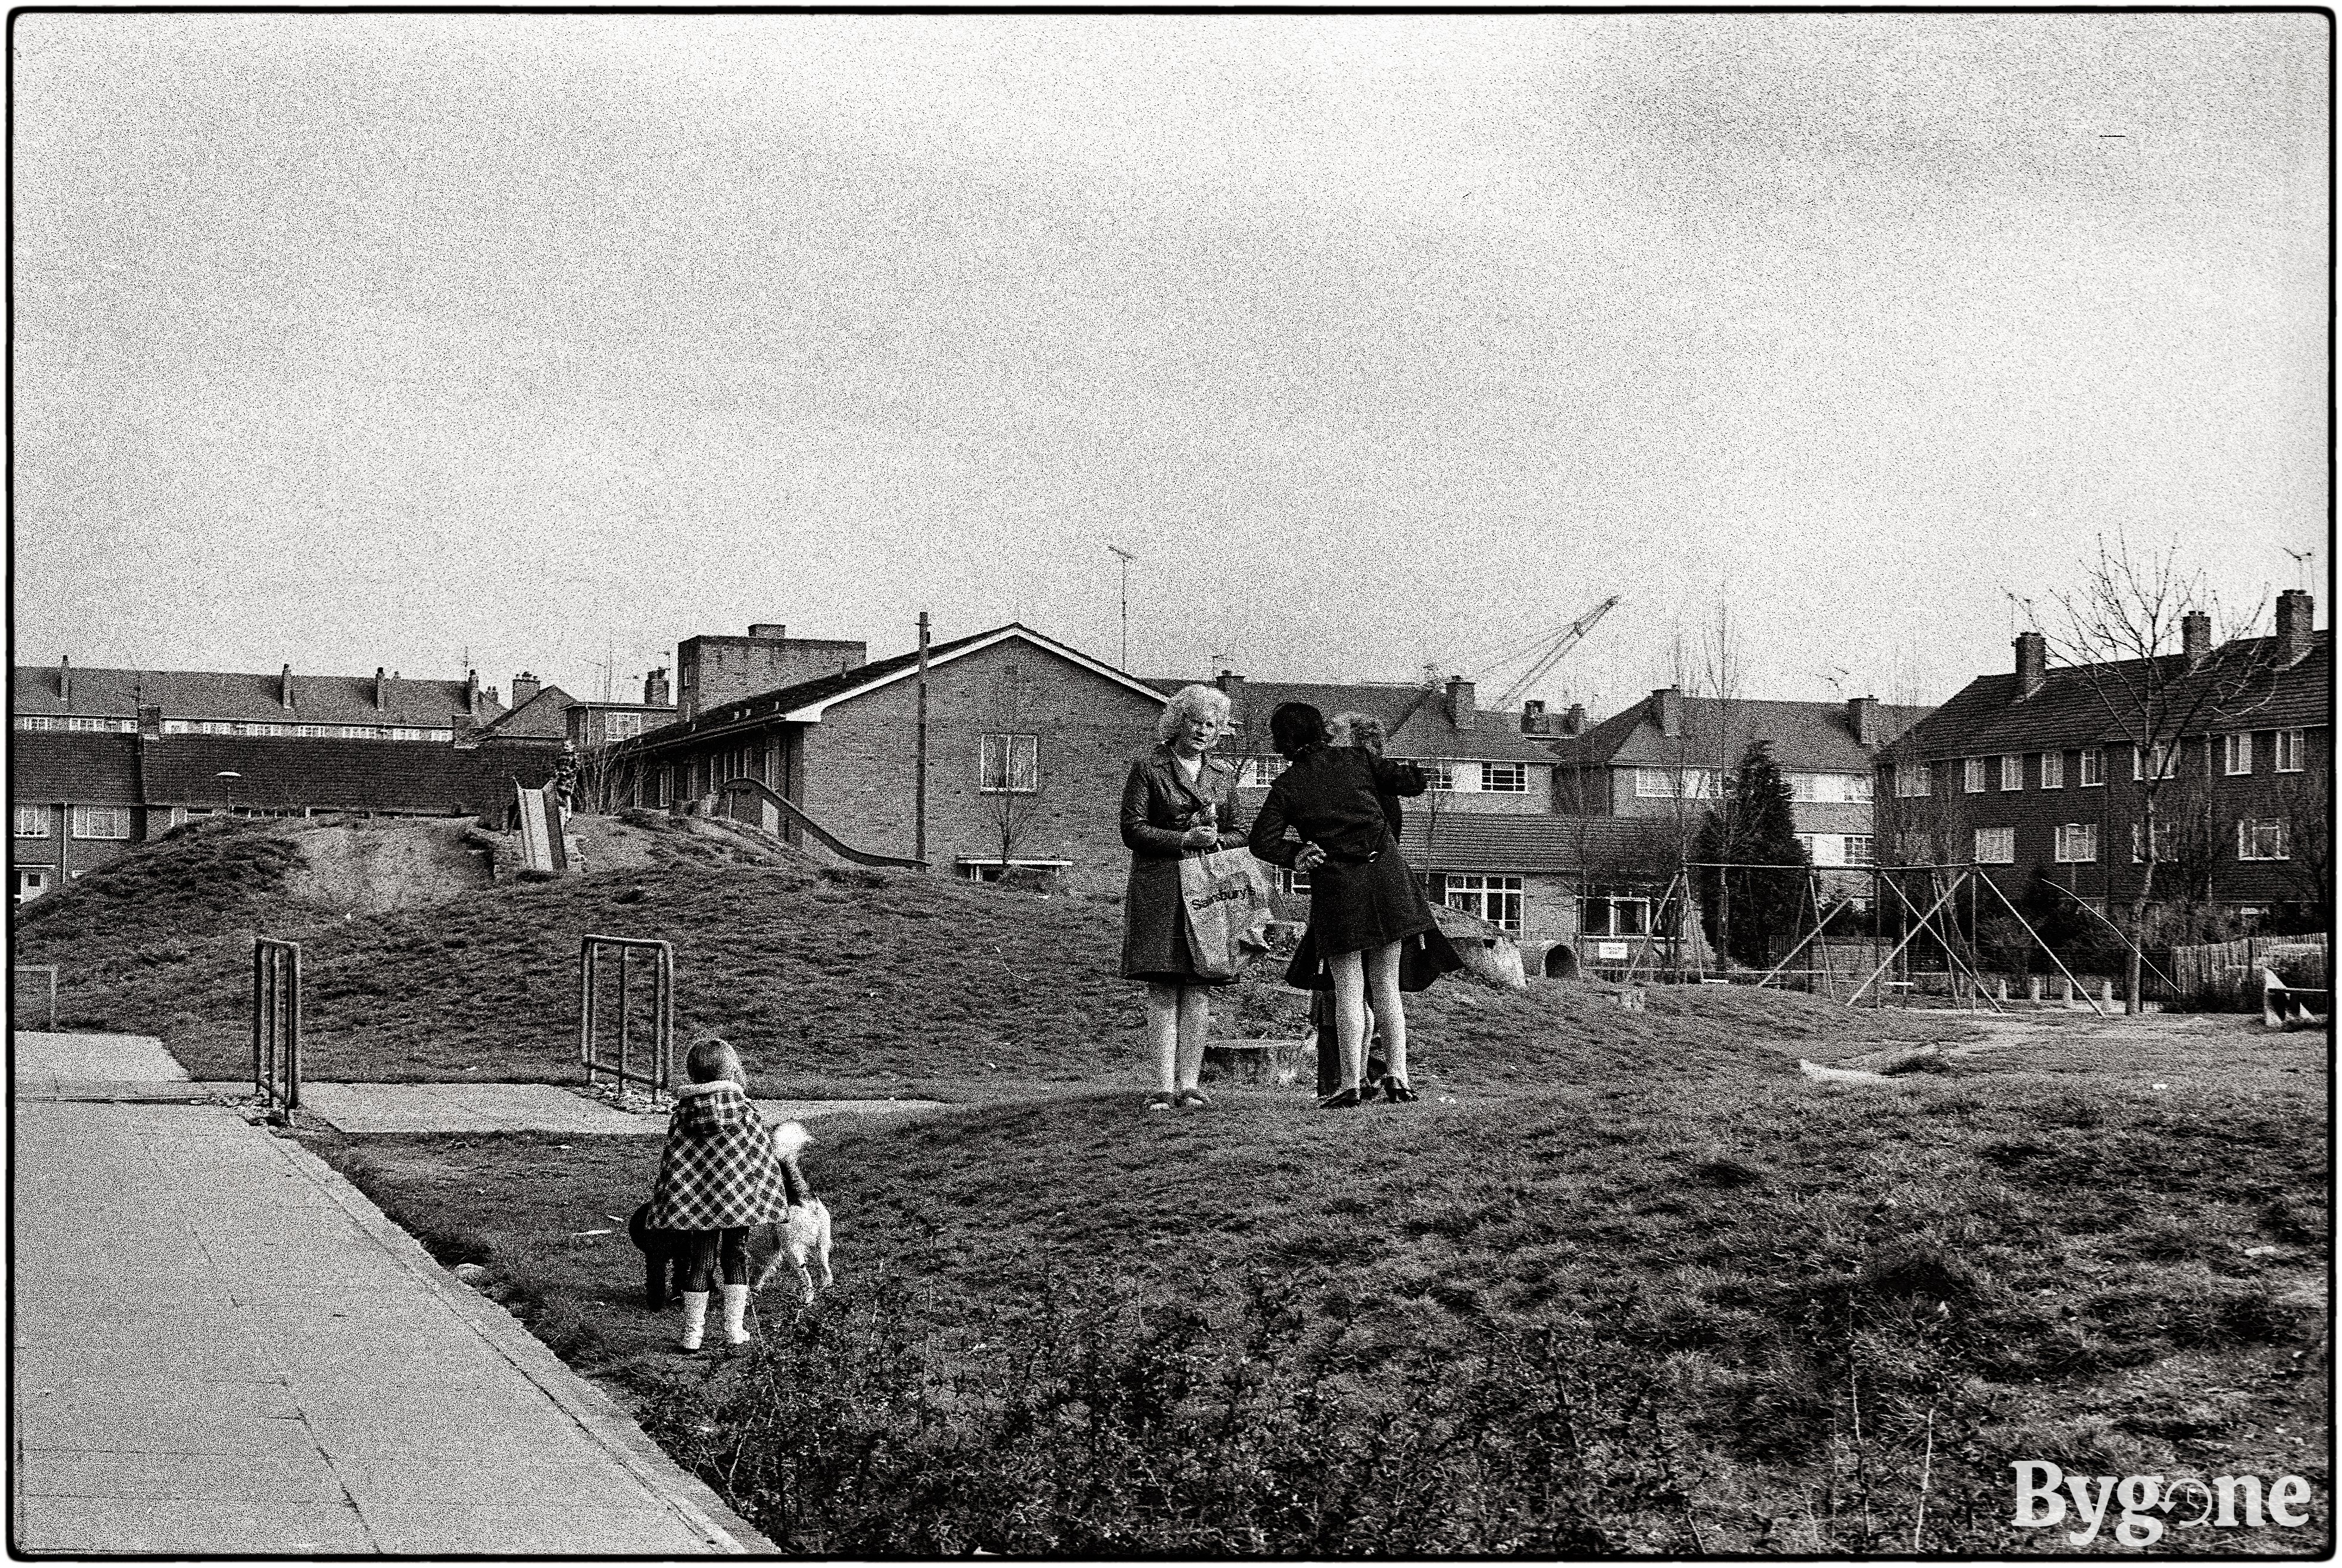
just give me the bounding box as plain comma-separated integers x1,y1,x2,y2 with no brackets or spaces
1247,701,1454,1108
1118,683,1246,1112
1290,710,1462,1098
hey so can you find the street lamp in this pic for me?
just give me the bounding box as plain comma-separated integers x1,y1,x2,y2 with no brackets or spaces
216,771,242,816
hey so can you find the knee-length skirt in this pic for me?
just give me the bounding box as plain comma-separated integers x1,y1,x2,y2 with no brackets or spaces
1304,845,1439,959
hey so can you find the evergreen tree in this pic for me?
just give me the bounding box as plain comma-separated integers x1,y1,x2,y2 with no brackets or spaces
1693,740,1810,966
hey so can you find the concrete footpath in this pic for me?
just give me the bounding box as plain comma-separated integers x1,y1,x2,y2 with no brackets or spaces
11,1033,775,1555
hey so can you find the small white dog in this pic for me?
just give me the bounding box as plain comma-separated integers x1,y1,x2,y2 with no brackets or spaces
751,1122,835,1305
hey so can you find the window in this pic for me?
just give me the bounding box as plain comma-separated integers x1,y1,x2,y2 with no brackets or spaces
1973,827,2015,864
1635,767,1716,799
70,805,131,840
2079,748,2103,787
1789,774,1817,802
1795,832,1816,859
1842,773,1873,802
2001,755,2022,792
2039,751,2064,790
1481,761,1527,794
1235,755,1286,787
1271,865,1312,895
2223,733,2252,776
17,716,56,730
1421,761,1458,791
2134,743,2178,781
1895,763,1931,798
2053,823,2098,864
1844,835,1874,866
2276,730,2306,773
1579,894,1649,937
2131,822,2178,863
606,713,644,742
1443,874,1523,932
15,804,49,838
2237,820,2289,861
979,733,1039,793
1962,758,1986,794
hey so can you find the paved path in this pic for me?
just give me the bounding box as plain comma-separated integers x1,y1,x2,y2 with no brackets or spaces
293,1080,950,1135
11,1034,772,1555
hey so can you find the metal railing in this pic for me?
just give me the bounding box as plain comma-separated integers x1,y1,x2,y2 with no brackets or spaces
13,964,58,1032
579,935,673,1106
252,939,301,1112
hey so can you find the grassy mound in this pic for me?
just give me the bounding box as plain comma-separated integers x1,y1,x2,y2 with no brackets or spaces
319,1013,2327,1554
20,815,1957,1094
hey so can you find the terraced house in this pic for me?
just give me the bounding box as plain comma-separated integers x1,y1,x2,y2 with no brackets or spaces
1875,590,2329,929
9,658,563,901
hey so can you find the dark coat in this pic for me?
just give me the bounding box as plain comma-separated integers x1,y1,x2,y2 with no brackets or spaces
1119,745,1244,983
1248,746,1440,957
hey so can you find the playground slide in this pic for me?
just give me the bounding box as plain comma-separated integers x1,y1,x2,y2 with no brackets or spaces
514,785,569,874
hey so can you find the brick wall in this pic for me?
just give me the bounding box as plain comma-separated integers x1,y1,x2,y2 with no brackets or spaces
795,642,1166,894
678,635,868,719
11,801,148,888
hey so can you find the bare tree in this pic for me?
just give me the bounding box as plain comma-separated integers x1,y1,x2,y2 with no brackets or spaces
2031,536,2277,1012
976,661,1049,882
568,739,645,815
2270,760,2331,927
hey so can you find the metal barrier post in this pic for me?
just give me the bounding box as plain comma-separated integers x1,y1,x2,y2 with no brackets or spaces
252,938,301,1113
579,936,673,1106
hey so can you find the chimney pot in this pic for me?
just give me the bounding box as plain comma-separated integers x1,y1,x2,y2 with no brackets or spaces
2013,632,2047,699
2276,589,2316,665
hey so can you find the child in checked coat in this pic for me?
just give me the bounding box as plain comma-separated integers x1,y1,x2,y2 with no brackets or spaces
647,1037,812,1352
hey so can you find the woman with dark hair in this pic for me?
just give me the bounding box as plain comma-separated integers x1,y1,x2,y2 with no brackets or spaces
1247,701,1446,1107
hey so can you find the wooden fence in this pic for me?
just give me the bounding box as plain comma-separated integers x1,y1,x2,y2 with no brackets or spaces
2169,934,2328,1011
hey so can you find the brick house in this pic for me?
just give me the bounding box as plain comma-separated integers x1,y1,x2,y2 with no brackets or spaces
1543,689,1932,869
566,669,676,748
678,626,868,720
621,623,1170,892
9,658,558,901
1876,591,2330,926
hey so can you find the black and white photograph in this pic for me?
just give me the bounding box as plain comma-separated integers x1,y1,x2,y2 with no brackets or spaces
8,10,2331,1557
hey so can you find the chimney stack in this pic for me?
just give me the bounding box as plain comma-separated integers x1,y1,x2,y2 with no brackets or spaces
280,664,295,710
466,670,481,717
138,704,163,739
1520,698,1547,735
2276,589,2316,666
1847,695,1879,747
58,654,71,703
749,623,787,640
375,667,389,712
1213,669,1246,735
1654,686,1683,738
1566,702,1586,738
644,667,672,708
2181,611,2213,667
510,671,541,708
2013,632,2047,699
1445,676,1476,730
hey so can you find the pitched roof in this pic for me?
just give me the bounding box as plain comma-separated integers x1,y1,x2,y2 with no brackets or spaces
138,736,555,812
476,684,575,742
634,624,1166,751
9,733,141,801
1885,632,2331,763
11,664,499,730
1393,813,1682,879
1549,694,1931,774
1145,678,1560,764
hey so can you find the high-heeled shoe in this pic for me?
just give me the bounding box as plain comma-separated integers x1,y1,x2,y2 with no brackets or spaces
1379,1076,1418,1103
1316,1086,1360,1109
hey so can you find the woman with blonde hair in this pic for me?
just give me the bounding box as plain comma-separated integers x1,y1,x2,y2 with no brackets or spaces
1118,684,1245,1111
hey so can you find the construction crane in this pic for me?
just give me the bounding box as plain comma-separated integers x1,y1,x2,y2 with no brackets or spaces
1488,595,1623,711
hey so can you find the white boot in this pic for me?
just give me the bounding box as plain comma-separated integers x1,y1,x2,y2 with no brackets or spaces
721,1283,751,1347
679,1291,709,1353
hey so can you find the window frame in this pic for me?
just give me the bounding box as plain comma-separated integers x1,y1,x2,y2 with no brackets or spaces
69,805,132,841
2237,819,2290,861
1973,826,2015,865
2078,747,2104,788
2222,733,2252,776
2133,742,2178,782
1480,760,1527,794
2000,754,2022,792
2053,823,2098,864
14,804,50,838
978,732,1040,794
1843,833,1875,866
1895,762,1931,798
1579,892,1651,938
1443,873,1523,932
2039,750,2064,790
2276,729,2306,773
1962,757,1986,794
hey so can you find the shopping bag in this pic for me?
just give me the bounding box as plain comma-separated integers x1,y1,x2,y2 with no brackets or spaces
1178,848,1277,980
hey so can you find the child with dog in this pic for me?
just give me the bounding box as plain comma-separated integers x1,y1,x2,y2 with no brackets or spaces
645,1036,815,1353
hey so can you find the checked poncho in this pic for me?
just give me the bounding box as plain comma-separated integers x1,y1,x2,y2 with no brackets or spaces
646,1080,803,1232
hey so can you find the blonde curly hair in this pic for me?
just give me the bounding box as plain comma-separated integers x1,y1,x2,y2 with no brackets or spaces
1155,684,1231,745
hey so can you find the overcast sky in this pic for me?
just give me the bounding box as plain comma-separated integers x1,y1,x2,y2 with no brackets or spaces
13,13,2328,716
